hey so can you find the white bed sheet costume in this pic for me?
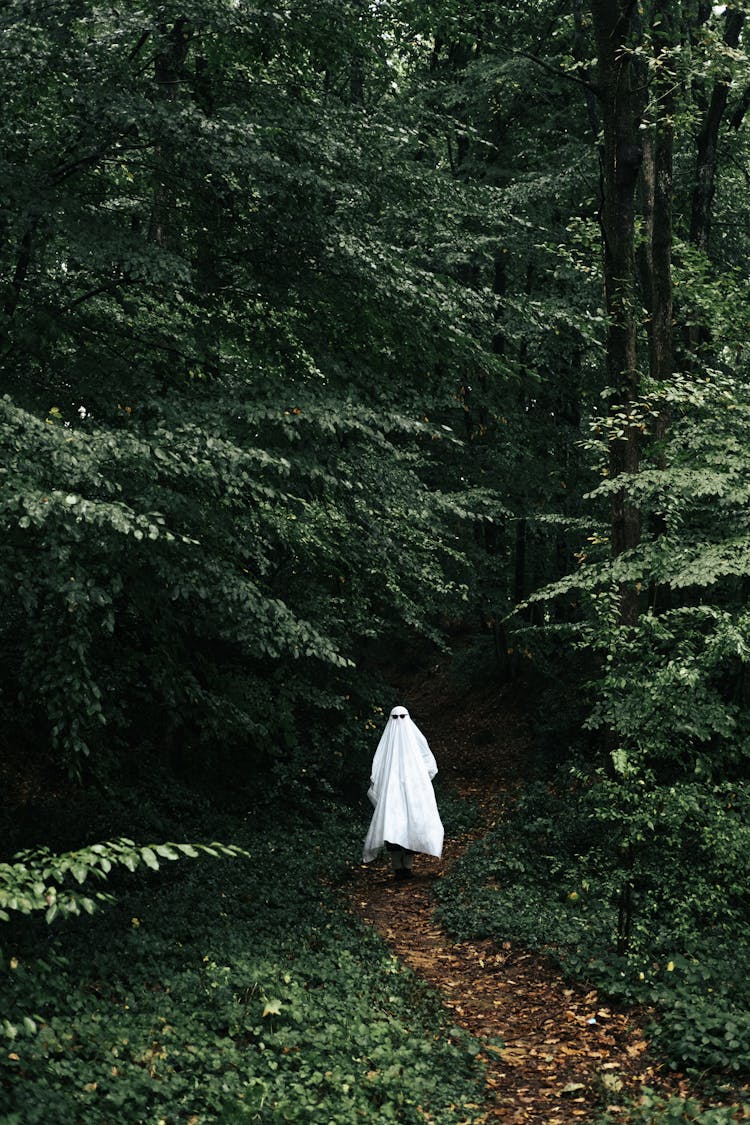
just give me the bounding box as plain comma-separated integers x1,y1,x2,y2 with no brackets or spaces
362,706,444,863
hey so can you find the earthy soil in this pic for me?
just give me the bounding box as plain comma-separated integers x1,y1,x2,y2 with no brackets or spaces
341,665,691,1124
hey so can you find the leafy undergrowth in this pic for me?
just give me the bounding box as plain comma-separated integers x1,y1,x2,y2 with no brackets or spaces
435,777,750,1117
1,796,486,1125
595,1089,750,1124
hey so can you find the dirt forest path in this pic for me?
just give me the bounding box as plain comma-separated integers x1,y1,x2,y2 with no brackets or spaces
342,666,685,1125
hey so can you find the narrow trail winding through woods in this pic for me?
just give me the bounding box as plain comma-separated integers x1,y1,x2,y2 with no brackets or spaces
342,668,686,1124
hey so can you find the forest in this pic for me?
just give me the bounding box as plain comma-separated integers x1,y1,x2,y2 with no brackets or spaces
2,0,750,1121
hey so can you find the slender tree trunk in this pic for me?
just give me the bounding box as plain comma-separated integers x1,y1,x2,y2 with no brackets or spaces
3,228,33,319
685,8,745,355
514,518,527,605
193,52,223,377
573,0,600,137
690,9,745,253
648,1,675,394
638,0,676,578
149,19,191,247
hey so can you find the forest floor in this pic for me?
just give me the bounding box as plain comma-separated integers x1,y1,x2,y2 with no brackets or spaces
341,665,690,1125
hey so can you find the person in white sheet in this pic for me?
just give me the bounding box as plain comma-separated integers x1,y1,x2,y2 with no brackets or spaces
362,705,444,880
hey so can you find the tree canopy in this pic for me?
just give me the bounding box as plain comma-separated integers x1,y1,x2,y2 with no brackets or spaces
4,0,750,1115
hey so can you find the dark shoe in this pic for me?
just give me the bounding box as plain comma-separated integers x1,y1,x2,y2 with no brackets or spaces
394,869,413,881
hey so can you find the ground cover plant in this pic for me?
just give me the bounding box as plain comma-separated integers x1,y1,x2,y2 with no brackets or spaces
1,792,486,1124
436,774,750,1091
595,1089,750,1125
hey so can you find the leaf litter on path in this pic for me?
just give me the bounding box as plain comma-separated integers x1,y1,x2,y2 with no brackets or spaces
341,666,693,1124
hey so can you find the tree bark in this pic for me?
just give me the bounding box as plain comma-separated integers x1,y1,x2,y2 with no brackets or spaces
3,228,34,319
647,0,675,394
591,0,646,616
689,9,745,253
591,1,680,955
729,84,750,131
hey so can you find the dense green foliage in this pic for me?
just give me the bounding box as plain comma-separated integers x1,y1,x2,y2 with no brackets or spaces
1,796,485,1124
0,0,497,785
5,0,750,1119
437,779,750,1077
424,0,750,1104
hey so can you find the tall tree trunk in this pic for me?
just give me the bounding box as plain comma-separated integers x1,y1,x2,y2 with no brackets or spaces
592,1,678,955
591,0,645,620
591,0,650,957
638,3,678,631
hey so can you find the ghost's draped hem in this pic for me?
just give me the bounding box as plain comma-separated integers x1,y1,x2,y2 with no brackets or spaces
362,834,443,863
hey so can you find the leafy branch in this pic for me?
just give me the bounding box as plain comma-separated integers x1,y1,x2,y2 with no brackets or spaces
0,838,248,925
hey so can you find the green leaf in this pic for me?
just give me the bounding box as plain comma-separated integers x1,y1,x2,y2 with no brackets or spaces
140,847,160,871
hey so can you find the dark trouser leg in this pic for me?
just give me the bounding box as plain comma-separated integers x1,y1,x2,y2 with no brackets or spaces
385,842,415,874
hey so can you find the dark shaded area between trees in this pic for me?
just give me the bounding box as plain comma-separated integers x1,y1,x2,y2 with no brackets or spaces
3,1,750,1121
